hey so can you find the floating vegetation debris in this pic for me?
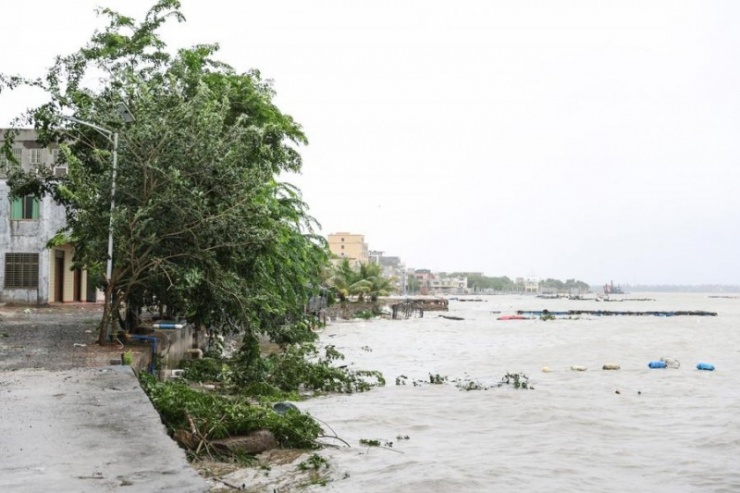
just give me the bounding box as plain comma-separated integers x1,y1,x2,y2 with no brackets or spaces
500,372,533,390
297,453,331,488
359,438,381,447
359,438,396,448
297,454,329,471
429,373,447,384
393,373,534,391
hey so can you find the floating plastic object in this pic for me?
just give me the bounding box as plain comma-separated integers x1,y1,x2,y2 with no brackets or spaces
570,365,587,371
541,367,551,373
153,322,185,329
660,356,680,369
648,361,667,369
602,364,620,370
696,362,715,371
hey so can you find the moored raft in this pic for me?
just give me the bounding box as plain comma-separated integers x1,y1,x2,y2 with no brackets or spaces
517,309,718,317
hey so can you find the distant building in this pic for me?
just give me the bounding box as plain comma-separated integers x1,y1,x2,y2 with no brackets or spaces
429,273,468,295
369,251,405,294
327,232,369,265
1,128,99,304
524,278,540,293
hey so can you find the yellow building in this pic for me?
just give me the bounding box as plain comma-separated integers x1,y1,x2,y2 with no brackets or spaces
327,232,369,264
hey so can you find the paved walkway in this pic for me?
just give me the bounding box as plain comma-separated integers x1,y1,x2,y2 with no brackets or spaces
0,305,210,492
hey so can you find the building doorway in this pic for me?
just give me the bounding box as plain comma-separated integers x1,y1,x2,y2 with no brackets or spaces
73,268,82,302
54,251,65,302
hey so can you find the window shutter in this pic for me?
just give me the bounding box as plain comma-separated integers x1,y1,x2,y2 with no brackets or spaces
10,198,22,220
31,197,40,219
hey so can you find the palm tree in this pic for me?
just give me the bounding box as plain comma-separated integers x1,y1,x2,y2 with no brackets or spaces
328,260,395,303
328,258,357,302
358,262,394,302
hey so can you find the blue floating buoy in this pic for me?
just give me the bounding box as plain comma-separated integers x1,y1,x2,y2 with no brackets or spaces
648,361,667,369
696,362,715,371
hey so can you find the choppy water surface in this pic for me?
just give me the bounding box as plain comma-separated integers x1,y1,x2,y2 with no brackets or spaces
292,293,740,492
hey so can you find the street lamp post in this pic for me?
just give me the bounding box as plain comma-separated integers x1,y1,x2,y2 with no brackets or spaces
62,114,127,340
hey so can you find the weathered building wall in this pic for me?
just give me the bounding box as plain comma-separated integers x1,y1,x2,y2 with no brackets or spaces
1,129,91,304
0,183,69,303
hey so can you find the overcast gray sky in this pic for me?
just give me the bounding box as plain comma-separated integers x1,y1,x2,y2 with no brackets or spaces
2,1,739,285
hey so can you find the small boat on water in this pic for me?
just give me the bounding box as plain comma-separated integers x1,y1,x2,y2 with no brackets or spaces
497,315,529,320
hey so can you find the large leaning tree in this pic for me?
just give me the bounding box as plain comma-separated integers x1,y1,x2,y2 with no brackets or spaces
0,0,329,348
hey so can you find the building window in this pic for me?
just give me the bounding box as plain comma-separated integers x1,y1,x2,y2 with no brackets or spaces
10,195,40,220
340,245,345,250
51,148,60,163
1,148,22,167
4,253,39,288
29,148,44,165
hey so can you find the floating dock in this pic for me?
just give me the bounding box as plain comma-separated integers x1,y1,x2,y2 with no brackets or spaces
516,309,717,317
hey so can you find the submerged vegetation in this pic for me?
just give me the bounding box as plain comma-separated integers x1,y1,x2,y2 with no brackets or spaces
140,341,385,460
140,373,323,454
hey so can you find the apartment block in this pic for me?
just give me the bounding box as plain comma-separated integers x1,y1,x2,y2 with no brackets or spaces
327,232,369,264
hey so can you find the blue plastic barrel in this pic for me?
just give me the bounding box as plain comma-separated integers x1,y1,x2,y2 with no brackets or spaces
648,361,667,369
696,362,715,371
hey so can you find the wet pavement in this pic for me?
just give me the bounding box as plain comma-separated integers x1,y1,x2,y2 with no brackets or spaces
0,304,210,492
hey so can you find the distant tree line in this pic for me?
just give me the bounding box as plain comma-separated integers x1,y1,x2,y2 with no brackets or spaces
539,278,591,291
441,273,590,293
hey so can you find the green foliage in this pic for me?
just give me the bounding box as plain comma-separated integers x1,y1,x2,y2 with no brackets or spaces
122,351,133,366
139,372,322,449
406,275,420,294
359,438,381,447
254,344,386,394
182,343,385,396
540,278,590,291
359,438,394,448
429,373,447,384
179,357,224,382
448,272,590,293
354,310,375,320
452,273,518,292
500,372,533,390
297,454,329,471
456,380,487,391
394,372,533,391
327,259,395,302
1,0,330,346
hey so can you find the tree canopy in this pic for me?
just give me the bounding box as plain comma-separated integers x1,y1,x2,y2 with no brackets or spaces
327,259,395,302
0,0,328,346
